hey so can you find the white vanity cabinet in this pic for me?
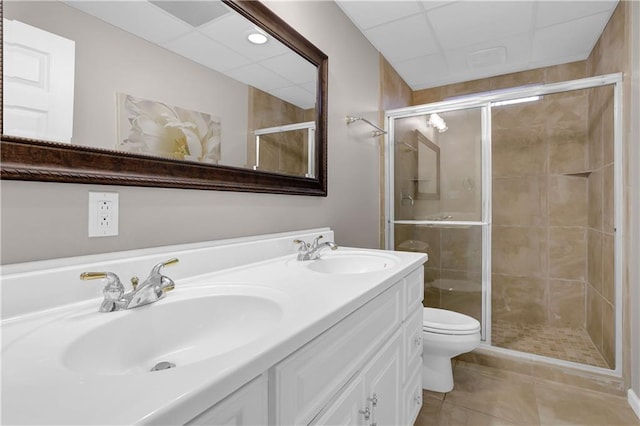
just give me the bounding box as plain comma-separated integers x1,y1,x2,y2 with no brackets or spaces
271,266,424,426
1,229,429,426
186,375,268,425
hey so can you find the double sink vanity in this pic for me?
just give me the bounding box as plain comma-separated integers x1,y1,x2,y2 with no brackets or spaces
1,228,427,425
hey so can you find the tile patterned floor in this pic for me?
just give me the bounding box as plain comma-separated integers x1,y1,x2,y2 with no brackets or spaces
414,361,640,426
491,320,610,369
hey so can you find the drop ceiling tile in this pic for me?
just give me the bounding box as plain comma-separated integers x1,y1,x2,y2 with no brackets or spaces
418,1,454,12
226,64,291,92
268,86,316,110
336,1,423,30
163,31,249,72
531,11,611,62
394,53,448,88
259,52,316,85
364,14,440,62
536,1,617,28
199,13,289,61
427,1,535,50
301,81,318,95
64,1,192,45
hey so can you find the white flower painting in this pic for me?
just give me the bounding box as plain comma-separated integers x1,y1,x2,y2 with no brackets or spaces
117,93,221,163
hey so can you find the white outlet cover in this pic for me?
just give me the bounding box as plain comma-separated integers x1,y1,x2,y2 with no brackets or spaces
88,192,119,237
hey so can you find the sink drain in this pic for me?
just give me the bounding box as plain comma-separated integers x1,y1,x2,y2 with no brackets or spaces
150,361,176,372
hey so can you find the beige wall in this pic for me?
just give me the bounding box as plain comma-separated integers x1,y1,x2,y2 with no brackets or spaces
1,1,382,264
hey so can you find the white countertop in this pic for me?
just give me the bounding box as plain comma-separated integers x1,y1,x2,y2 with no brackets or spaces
1,247,426,425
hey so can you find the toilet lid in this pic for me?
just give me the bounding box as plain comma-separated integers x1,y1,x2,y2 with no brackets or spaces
423,307,481,335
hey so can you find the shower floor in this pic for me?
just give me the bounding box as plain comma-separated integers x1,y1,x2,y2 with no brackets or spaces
492,320,610,369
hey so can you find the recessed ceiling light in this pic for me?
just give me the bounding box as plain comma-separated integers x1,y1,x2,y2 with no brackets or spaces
247,32,268,45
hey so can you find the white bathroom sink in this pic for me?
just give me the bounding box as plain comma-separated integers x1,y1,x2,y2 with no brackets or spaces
62,291,283,375
305,251,398,274
3,285,287,377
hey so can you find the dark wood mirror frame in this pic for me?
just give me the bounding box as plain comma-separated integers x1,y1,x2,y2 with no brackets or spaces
0,0,328,196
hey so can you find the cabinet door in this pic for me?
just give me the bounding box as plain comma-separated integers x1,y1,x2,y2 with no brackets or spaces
185,375,267,426
271,284,402,425
403,363,423,426
363,329,403,426
402,306,424,384
312,375,367,426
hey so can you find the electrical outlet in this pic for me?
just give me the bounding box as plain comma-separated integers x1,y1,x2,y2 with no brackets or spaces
88,192,119,237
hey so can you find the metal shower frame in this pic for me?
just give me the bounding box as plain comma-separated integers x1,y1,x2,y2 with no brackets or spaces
384,73,624,377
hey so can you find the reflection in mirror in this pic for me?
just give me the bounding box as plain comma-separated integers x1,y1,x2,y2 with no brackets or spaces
2,0,320,179
415,130,440,200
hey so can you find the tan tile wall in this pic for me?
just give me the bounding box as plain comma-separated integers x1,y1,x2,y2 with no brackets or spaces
585,84,616,367
395,223,483,323
584,1,625,370
492,89,591,331
380,55,414,248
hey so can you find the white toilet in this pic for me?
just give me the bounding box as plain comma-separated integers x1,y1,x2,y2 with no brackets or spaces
421,307,481,393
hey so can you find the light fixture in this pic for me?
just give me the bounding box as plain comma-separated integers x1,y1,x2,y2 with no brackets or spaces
247,32,268,45
491,95,541,107
427,113,448,133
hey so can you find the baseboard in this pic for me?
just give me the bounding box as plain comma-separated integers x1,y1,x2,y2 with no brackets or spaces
629,388,640,421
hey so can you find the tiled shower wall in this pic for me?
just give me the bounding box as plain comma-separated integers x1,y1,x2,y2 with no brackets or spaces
583,1,622,370
421,226,483,322
586,86,616,367
491,90,591,331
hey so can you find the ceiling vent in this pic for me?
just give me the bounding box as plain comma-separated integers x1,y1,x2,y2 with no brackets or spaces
467,46,507,69
150,1,231,27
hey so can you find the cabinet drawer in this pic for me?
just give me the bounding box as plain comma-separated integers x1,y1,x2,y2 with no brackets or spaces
402,305,423,383
403,363,423,426
404,267,424,317
271,284,402,426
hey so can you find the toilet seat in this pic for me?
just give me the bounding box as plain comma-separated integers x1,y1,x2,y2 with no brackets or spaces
423,307,481,335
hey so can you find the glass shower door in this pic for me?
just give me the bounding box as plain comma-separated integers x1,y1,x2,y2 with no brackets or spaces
387,106,491,340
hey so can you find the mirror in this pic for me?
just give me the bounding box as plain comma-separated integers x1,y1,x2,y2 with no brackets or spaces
1,0,328,195
415,130,440,200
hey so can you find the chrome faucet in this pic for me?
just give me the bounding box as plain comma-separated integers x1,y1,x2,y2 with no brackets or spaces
294,236,338,261
80,258,178,312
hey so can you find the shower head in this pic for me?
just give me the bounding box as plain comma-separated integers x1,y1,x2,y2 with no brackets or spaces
344,115,387,137
345,115,360,125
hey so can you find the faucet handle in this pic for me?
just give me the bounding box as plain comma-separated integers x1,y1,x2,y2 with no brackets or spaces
80,272,109,281
150,258,179,275
161,276,176,293
293,239,309,250
80,271,125,302
311,235,324,248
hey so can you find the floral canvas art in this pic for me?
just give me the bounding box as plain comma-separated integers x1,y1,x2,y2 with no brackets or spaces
117,93,221,163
